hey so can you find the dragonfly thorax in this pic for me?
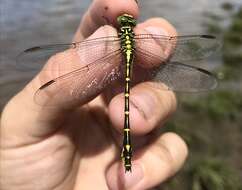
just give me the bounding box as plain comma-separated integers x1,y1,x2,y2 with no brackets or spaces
119,26,135,52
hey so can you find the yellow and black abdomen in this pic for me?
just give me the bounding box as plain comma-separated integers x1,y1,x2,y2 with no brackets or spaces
120,26,135,172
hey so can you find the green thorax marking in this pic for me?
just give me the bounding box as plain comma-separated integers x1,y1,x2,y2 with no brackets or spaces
117,14,136,56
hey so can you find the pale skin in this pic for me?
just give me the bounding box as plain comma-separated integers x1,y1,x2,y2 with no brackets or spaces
0,0,188,190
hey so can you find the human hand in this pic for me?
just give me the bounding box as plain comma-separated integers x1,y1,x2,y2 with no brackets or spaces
0,0,188,189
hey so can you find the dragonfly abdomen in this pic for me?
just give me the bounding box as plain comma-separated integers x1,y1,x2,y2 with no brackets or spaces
119,22,136,172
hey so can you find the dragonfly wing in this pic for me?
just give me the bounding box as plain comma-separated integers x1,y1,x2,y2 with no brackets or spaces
134,34,221,62
16,36,120,71
133,48,217,92
150,62,218,92
34,49,122,106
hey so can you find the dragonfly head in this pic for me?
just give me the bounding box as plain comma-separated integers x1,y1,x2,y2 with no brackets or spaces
117,14,137,27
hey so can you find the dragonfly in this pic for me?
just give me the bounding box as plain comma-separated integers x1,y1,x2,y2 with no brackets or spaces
17,14,220,172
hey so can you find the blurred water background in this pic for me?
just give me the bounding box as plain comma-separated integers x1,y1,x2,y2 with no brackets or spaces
0,0,242,189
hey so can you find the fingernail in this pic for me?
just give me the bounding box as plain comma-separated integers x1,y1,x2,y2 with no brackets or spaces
131,91,157,120
144,26,169,36
124,163,144,188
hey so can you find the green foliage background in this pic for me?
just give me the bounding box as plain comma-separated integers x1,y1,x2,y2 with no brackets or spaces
158,3,242,190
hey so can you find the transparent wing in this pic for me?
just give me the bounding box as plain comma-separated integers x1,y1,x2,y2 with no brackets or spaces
16,33,220,71
133,48,217,92
16,36,120,71
134,34,221,62
150,62,217,92
34,49,123,106
19,32,219,106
